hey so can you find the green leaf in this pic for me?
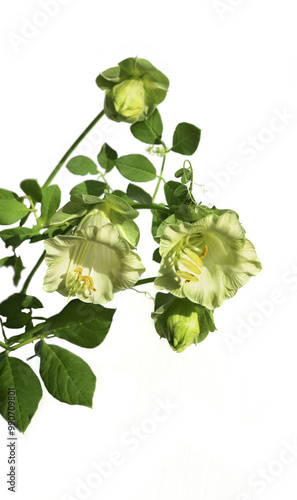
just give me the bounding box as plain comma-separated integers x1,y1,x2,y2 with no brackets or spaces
40,185,61,226
35,299,115,349
97,143,117,173
127,183,152,204
0,293,43,317
20,179,42,203
0,189,29,225
0,293,43,328
0,255,25,286
130,109,163,144
0,355,43,433
0,227,40,249
70,180,106,197
171,123,201,155
152,247,161,263
164,181,181,206
67,156,98,176
115,154,156,182
151,207,169,240
36,341,96,407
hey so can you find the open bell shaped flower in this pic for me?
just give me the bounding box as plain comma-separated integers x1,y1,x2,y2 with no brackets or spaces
43,224,145,304
154,210,262,310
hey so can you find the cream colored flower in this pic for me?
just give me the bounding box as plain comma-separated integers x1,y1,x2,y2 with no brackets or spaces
44,225,145,304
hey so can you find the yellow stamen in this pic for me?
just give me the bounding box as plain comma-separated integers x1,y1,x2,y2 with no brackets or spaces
199,245,208,259
176,271,199,283
179,258,202,275
183,248,203,268
73,267,96,291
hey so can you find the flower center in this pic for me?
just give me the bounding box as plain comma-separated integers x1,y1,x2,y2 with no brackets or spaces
176,245,208,284
74,267,97,291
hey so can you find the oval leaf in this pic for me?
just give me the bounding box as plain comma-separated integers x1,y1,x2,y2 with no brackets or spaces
37,342,96,407
115,154,156,182
127,183,152,204
20,179,42,203
171,123,201,155
130,109,163,144
40,185,61,226
97,143,117,173
67,156,98,176
0,198,29,225
37,299,115,349
0,355,43,433
70,180,106,197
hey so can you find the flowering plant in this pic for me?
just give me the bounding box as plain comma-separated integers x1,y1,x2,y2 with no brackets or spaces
0,57,261,432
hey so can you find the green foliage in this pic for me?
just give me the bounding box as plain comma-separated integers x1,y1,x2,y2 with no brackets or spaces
70,180,106,197
171,123,201,155
130,109,163,144
0,188,29,225
0,293,43,329
0,227,40,249
36,341,96,407
67,156,98,176
0,355,43,432
20,179,42,203
115,154,156,182
0,255,25,286
164,181,192,205
34,299,115,349
40,185,61,226
97,143,117,172
127,183,152,204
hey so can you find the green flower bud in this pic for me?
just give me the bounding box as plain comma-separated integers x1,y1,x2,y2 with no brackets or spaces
96,57,169,124
152,294,216,353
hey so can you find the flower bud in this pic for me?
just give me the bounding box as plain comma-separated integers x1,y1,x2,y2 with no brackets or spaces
152,294,215,353
96,57,169,124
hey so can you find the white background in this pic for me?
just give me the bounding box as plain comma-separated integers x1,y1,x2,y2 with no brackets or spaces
1,1,297,499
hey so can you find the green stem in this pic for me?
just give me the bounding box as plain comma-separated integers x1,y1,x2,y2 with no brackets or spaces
21,251,46,294
134,277,156,286
0,341,8,349
9,336,41,352
131,203,170,214
42,110,105,189
0,318,8,342
152,154,167,202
